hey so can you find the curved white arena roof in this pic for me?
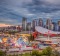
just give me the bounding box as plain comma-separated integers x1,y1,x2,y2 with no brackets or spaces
35,26,60,34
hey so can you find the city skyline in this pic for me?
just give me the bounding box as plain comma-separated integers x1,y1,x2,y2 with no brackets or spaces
0,0,60,26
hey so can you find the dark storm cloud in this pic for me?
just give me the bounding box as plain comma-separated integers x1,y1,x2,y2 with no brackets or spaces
0,0,60,25
25,0,60,13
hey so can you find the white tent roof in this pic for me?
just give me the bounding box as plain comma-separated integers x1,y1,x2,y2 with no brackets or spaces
35,26,60,34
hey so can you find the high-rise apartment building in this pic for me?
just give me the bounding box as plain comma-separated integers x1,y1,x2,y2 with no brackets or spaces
38,18,43,27
46,19,52,30
58,21,60,31
32,19,38,31
51,22,56,31
26,22,31,31
22,17,27,31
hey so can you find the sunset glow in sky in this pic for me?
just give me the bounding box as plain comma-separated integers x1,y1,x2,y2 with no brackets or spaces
0,23,11,27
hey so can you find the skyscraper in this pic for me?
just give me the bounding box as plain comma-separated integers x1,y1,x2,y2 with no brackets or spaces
34,19,38,26
46,19,52,30
58,20,60,31
26,22,31,31
32,20,35,31
51,22,56,31
32,19,38,31
22,17,27,31
38,18,43,27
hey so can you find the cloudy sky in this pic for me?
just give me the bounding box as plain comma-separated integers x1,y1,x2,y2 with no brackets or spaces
0,0,60,25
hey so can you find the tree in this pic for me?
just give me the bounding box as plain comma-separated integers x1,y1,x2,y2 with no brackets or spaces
0,50,6,56
52,50,60,56
31,50,40,56
24,53,31,56
42,47,52,56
